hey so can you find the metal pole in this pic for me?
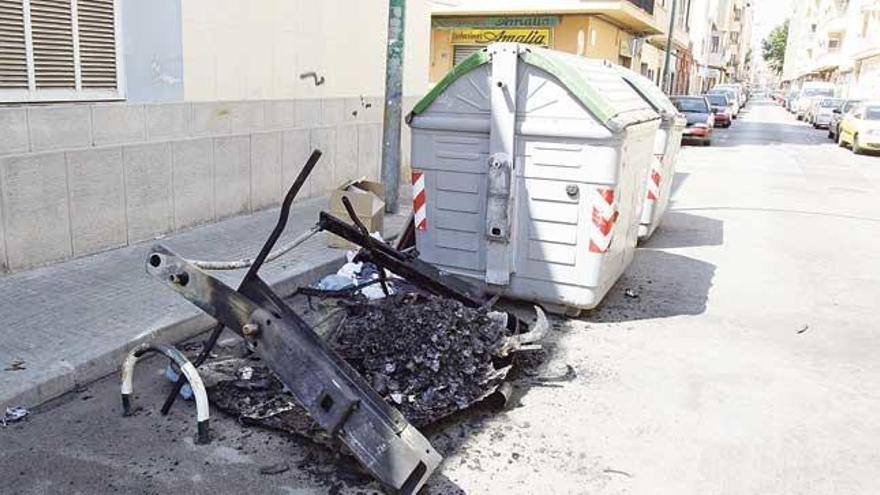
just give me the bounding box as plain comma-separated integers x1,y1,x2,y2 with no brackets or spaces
661,0,678,94
380,0,406,213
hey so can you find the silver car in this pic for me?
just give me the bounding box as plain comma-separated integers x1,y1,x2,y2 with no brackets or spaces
810,98,843,128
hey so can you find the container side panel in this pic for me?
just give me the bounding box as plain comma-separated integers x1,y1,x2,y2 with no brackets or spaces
515,176,584,286
519,138,619,184
416,66,491,117
411,130,489,275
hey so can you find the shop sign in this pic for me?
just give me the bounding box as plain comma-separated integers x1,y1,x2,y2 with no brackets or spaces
433,16,560,28
450,28,551,46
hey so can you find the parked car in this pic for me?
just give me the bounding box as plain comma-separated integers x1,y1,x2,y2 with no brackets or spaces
838,101,880,154
801,96,823,123
795,82,835,119
804,95,835,124
705,93,733,128
713,83,747,107
671,95,714,146
786,90,800,113
828,99,863,140
810,98,843,128
708,88,740,118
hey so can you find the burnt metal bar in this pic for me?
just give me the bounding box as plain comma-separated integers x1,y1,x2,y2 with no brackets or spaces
146,245,441,493
318,211,487,307
340,196,391,296
161,149,323,416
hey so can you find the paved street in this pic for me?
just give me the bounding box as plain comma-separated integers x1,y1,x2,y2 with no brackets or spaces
2,99,879,494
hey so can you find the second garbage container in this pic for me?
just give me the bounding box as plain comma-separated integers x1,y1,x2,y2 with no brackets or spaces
407,43,660,314
608,64,686,240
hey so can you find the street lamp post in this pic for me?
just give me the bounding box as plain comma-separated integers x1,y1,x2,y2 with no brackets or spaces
661,0,678,94
380,0,406,213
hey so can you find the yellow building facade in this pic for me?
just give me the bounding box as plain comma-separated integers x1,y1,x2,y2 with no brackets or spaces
428,1,692,92
430,14,652,82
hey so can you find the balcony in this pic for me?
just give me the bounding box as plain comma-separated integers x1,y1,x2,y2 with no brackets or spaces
708,51,726,69
647,1,689,51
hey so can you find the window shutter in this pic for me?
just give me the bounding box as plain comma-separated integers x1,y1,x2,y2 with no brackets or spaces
77,0,115,89
0,0,119,101
29,0,76,88
0,0,29,89
453,45,482,66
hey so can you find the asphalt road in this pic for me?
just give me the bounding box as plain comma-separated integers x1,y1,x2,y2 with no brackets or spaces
2,99,879,494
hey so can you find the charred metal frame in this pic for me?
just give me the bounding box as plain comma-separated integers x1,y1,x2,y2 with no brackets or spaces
148,150,441,494
147,246,440,492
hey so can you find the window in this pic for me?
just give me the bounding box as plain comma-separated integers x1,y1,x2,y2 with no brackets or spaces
672,97,709,113
625,0,655,16
711,35,720,53
453,45,482,66
706,94,729,106
865,106,880,121
0,0,122,102
675,0,687,30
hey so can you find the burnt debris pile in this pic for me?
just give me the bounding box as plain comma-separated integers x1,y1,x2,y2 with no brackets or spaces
197,293,528,441
332,294,513,427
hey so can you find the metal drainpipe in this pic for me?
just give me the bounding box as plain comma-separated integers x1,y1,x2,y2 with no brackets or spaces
661,0,678,94
380,0,406,213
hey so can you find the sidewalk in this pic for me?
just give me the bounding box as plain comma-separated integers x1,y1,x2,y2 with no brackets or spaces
0,194,410,410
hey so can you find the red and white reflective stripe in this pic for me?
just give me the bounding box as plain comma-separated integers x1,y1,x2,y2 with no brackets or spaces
646,155,663,201
589,187,619,254
412,170,427,231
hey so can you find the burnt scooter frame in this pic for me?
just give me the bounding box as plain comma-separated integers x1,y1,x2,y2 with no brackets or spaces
147,150,440,494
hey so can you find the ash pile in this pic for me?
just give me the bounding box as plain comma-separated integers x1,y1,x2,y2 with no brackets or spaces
192,288,543,443
334,294,513,427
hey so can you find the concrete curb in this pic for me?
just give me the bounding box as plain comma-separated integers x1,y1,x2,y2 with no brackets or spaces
6,256,343,411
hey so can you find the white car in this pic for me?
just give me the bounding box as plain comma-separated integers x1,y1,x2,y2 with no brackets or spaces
712,84,745,107
708,88,740,118
795,82,835,119
811,98,843,129
797,95,821,120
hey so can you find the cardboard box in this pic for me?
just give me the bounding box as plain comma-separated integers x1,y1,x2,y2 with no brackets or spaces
328,178,386,248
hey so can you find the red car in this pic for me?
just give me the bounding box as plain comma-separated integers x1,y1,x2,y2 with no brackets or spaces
705,93,733,128
671,96,715,146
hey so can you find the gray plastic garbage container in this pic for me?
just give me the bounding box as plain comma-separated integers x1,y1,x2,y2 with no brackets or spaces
607,64,687,240
406,43,660,314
